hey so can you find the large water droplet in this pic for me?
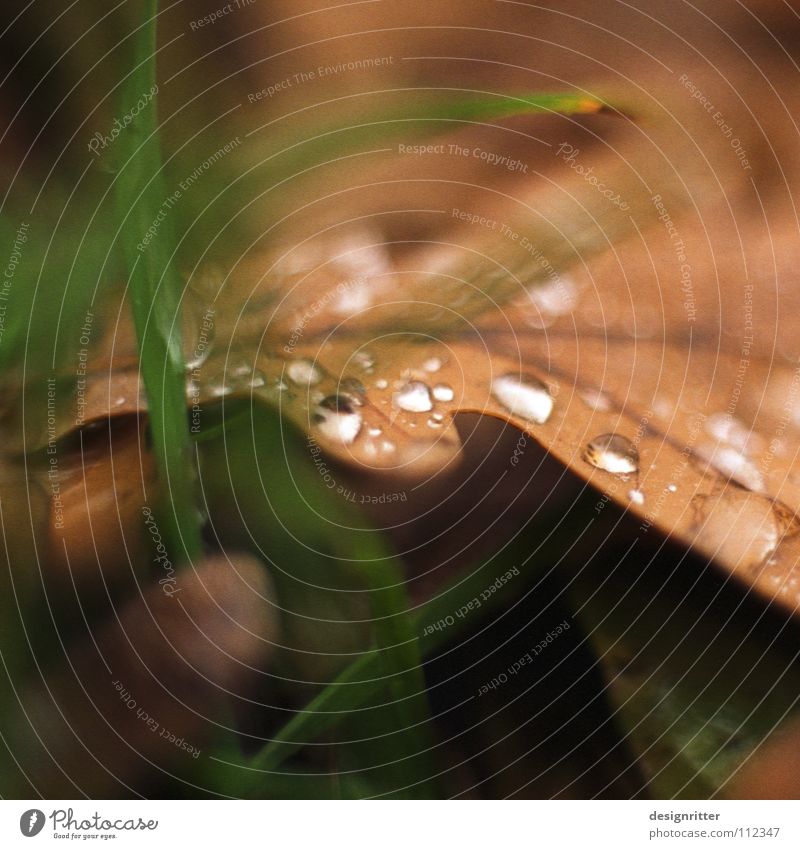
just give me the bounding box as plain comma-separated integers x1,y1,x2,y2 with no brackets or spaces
584,434,639,476
491,374,554,424
287,358,323,387
393,381,433,413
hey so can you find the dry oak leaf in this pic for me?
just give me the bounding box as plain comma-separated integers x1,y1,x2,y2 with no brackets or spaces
18,30,800,615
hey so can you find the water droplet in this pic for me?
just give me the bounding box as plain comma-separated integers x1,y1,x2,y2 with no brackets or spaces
332,280,373,316
695,444,766,492
210,383,232,398
432,383,454,402
375,378,388,390
392,381,433,413
524,274,578,317
628,488,645,505
313,395,362,445
229,361,253,379
704,412,760,454
579,388,612,412
652,397,673,420
249,369,267,389
339,377,366,400
491,374,554,424
423,357,442,373
427,416,443,428
319,394,356,414
690,489,797,571
584,434,639,476
287,358,323,387
353,351,375,372
667,483,677,493
368,426,383,437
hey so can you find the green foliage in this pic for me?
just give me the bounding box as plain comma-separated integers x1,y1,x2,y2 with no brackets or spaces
111,0,200,564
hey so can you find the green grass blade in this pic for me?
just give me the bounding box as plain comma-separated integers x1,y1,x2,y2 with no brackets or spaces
112,1,200,563
239,500,575,790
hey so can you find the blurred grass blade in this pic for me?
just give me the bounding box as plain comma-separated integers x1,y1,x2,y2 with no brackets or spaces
240,500,575,788
112,1,200,563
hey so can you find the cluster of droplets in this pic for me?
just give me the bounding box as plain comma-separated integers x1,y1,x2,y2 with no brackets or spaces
189,358,268,401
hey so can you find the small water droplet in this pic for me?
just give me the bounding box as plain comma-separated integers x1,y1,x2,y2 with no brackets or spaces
584,434,639,476
287,358,323,387
229,361,252,379
427,416,442,428
423,357,442,373
393,381,433,413
339,377,366,400
249,369,267,389
628,488,645,505
667,483,677,493
579,388,612,412
491,374,554,424
368,426,383,437
375,378,388,390
432,383,454,402
353,351,375,372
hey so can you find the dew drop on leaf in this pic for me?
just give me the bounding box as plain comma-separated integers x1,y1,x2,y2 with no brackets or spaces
353,351,375,372
393,381,434,413
432,383,454,402
287,358,323,387
579,388,612,412
690,489,797,571
313,395,363,445
583,433,640,476
695,444,766,493
491,374,554,424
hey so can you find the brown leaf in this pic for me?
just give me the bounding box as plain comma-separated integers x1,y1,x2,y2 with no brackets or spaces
9,0,800,619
